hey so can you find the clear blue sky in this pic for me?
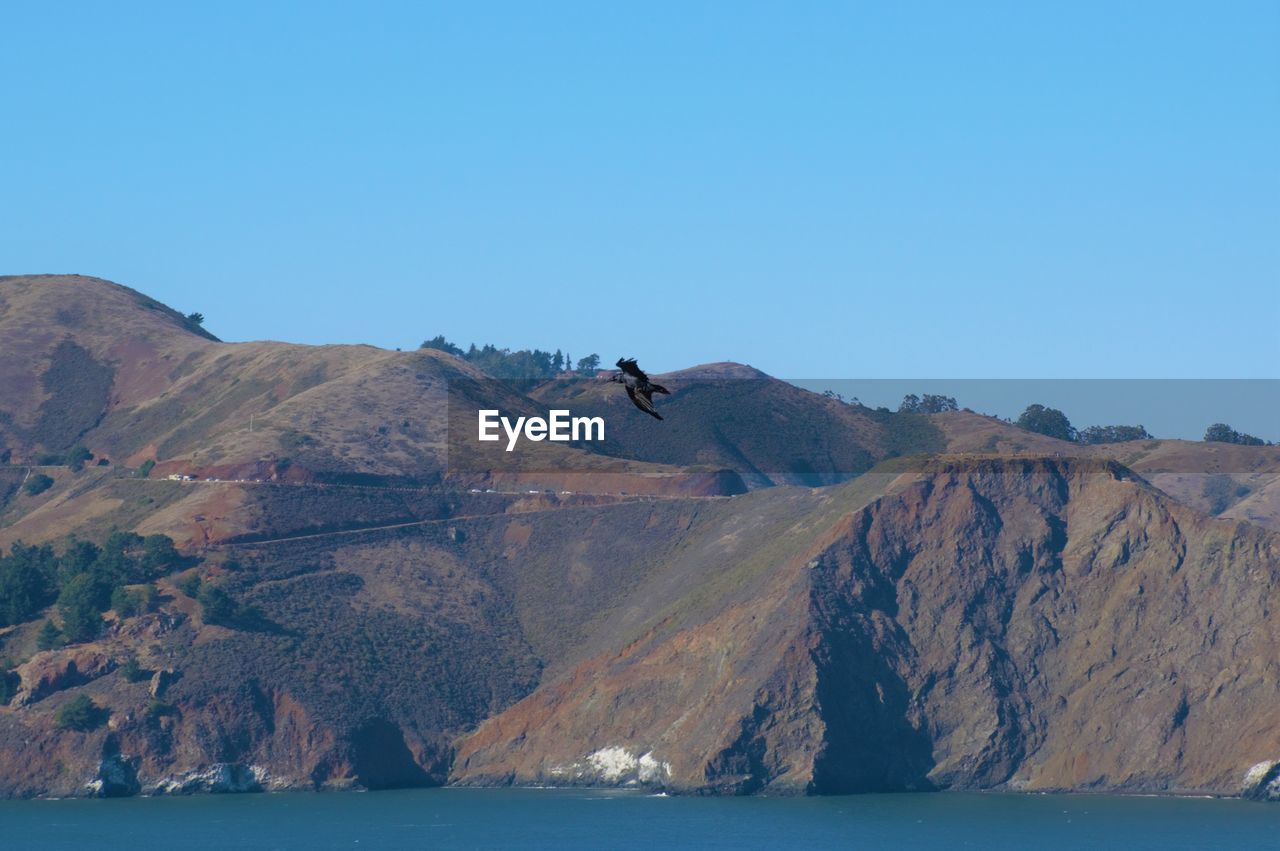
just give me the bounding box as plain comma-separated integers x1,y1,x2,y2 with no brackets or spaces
2,2,1277,380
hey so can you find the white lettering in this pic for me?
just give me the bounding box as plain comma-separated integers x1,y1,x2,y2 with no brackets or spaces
478,409,605,450
478,410,500,441
549,410,571,441
502,416,526,452
573,415,605,441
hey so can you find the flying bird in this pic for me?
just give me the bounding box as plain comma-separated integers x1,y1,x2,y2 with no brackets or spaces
611,358,669,420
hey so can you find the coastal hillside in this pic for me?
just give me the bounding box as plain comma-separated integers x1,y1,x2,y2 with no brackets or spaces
0,276,1276,801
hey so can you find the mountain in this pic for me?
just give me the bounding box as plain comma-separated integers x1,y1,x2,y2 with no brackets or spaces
454,458,1280,795
529,364,941,488
0,275,1277,801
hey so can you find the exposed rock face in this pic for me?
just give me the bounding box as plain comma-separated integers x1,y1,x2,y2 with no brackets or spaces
89,753,140,797
454,460,1280,796
1243,760,1280,801
15,649,116,705
148,669,179,699
2,456,1276,800
145,763,266,795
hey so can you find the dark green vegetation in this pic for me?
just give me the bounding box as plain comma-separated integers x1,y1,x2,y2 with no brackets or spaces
22,473,53,496
0,670,18,705
54,694,107,731
1205,423,1267,446
897,394,958,414
1015,404,1077,442
36,619,62,651
195,582,266,629
421,335,599,380
1014,405,1155,446
1077,424,1153,444
119,656,149,683
0,533,181,634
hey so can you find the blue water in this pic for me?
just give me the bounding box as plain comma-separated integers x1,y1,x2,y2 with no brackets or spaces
2,788,1277,850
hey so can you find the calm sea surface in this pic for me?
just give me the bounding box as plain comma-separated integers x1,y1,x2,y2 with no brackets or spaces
1,787,1277,850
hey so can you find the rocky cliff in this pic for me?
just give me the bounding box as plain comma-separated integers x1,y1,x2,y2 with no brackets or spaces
453,459,1280,797
0,276,1277,800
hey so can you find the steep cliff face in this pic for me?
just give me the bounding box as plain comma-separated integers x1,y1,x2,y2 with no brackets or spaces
452,460,1280,796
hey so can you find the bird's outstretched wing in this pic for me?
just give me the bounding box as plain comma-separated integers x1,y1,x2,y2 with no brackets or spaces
649,382,670,395
616,358,648,381
625,385,663,420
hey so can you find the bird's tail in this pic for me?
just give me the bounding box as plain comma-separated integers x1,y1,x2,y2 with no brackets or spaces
650,383,670,395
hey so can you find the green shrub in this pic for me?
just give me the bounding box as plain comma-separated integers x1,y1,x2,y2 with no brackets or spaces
142,535,179,573
119,656,149,683
137,459,156,479
0,669,18,705
36,619,62,651
146,699,176,722
137,584,157,614
176,572,202,598
55,694,106,731
22,474,54,496
197,583,237,625
66,446,92,472
110,586,141,618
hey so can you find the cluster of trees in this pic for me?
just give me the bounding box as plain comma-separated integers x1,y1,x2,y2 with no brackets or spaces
34,446,97,470
873,392,1273,449
1014,405,1153,445
1077,425,1154,444
176,572,260,629
898,394,959,414
420,335,601,379
0,532,181,643
1014,407,1274,447
1203,423,1266,446
6,445,108,479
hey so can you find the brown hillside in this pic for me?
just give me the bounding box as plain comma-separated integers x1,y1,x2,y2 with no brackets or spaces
454,458,1280,795
0,276,1276,801
530,366,941,488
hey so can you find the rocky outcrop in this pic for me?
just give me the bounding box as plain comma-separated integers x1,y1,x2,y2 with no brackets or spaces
88,753,140,797
1244,761,1280,801
148,669,179,699
15,649,116,705
144,763,267,795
